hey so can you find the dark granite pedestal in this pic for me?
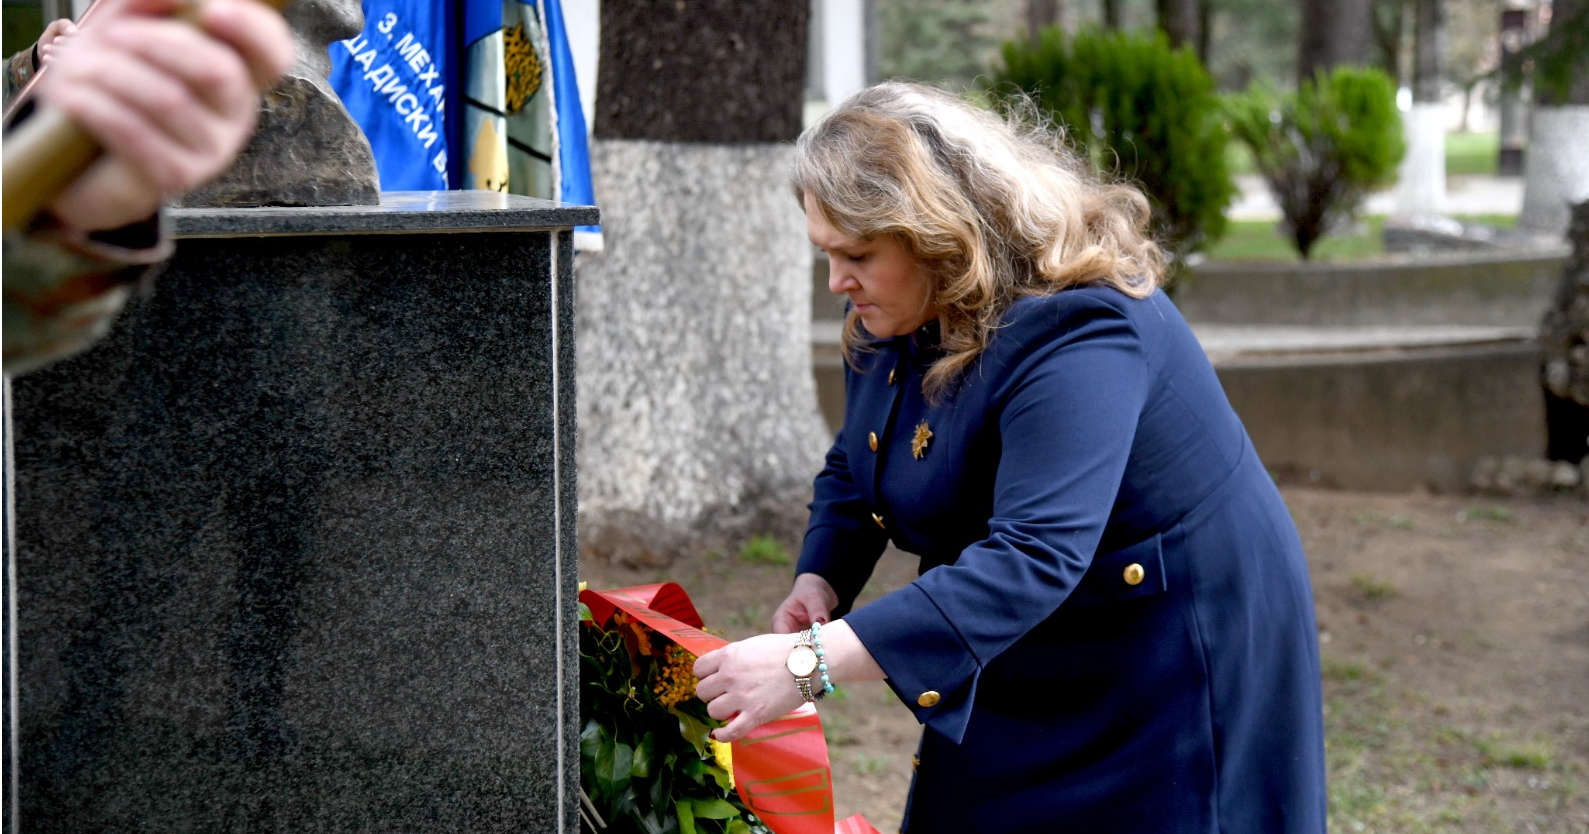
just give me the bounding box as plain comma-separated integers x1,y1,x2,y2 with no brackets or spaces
2,192,595,832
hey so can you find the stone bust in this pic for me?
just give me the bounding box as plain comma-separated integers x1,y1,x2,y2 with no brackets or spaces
178,0,380,207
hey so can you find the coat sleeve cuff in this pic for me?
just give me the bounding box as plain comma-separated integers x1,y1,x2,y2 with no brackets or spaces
843,583,980,744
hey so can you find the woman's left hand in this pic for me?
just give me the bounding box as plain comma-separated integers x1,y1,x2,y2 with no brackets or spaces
694,633,806,743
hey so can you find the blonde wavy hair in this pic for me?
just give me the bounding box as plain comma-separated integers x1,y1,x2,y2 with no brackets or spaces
793,82,1164,400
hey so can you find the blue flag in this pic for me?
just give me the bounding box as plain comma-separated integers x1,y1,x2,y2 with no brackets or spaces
329,1,458,190
331,0,598,246
542,0,601,248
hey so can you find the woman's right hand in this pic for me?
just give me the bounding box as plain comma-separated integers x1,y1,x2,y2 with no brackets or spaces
770,573,839,633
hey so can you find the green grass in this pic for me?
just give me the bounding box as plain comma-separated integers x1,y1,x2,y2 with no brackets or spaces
1322,656,1374,683
1354,511,1417,530
736,535,790,565
1444,131,1500,177
1456,505,1515,524
1475,736,1555,771
1321,650,1587,832
1226,131,1500,179
850,753,895,775
1204,213,1518,262
1350,574,1399,603
1206,216,1388,262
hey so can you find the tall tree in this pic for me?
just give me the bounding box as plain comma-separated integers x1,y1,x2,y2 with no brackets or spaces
1028,0,1066,45
1197,0,1214,66
1156,0,1201,50
1298,0,1374,80
1101,0,1124,29
1370,0,1409,85
1409,0,1445,102
876,0,995,84
1518,0,1589,234
1443,0,1500,132
1200,0,1299,90
1393,0,1446,218
582,2,829,564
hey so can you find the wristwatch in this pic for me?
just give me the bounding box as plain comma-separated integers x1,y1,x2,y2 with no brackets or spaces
786,630,820,703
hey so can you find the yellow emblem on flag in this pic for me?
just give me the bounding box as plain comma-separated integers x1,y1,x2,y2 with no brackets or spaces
503,22,543,115
469,117,509,192
911,420,933,460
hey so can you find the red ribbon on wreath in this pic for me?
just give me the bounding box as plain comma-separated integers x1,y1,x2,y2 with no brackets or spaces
582,583,880,834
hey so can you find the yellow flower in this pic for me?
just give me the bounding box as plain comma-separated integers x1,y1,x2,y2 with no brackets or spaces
709,738,735,788
651,645,697,708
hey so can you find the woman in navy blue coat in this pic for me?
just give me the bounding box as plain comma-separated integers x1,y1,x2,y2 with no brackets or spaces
694,82,1327,833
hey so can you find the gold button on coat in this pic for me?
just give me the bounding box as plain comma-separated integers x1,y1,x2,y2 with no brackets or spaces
916,690,941,707
1123,563,1146,586
888,368,897,385
912,755,921,771
868,431,878,451
872,512,886,529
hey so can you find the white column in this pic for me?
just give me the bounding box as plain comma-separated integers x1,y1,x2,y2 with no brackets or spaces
820,0,866,106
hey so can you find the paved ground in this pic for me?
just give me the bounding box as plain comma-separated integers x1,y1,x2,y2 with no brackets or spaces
1229,174,1525,221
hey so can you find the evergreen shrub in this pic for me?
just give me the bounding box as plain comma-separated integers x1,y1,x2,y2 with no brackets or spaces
989,27,1235,284
1225,67,1405,259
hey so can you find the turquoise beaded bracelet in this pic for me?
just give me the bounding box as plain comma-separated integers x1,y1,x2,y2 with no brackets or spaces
810,621,836,699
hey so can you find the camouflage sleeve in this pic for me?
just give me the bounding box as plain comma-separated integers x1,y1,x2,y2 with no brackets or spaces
3,217,174,376
4,46,38,110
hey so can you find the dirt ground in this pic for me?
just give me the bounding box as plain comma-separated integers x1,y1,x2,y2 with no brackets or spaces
581,487,1589,834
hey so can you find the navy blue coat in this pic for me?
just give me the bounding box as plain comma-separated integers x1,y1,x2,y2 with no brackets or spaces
798,286,1327,833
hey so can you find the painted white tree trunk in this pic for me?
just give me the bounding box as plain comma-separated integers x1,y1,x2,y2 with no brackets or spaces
576,139,830,558
1519,106,1589,236
1394,103,1447,219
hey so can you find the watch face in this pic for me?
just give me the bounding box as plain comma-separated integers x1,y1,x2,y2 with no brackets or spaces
786,645,818,677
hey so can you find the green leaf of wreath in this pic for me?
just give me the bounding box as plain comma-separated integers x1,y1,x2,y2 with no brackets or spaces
677,799,699,834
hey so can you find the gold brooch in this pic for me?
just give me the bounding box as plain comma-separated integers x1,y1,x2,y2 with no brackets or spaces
911,420,933,460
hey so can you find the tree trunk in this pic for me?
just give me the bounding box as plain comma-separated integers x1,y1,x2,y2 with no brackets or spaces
583,2,829,564
1196,0,1214,66
1156,0,1199,50
1410,0,1444,104
1101,0,1123,29
1028,0,1065,44
1370,0,1408,86
1298,0,1373,81
1394,0,1446,218
1519,0,1589,234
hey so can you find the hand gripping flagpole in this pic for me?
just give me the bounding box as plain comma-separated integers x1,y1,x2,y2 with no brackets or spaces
0,0,296,232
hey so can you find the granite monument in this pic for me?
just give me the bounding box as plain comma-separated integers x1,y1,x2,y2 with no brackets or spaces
1,8,595,824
